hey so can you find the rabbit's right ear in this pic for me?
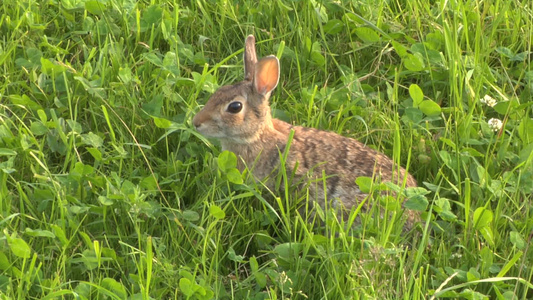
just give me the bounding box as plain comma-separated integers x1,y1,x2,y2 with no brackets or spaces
244,35,257,81
253,56,280,96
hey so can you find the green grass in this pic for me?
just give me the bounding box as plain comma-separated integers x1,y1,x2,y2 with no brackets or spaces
1,0,532,299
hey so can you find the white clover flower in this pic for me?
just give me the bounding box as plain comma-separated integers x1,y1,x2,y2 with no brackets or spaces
480,95,497,107
488,118,503,132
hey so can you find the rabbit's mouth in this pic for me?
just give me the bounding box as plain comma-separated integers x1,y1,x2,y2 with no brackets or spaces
196,123,263,148
194,122,222,138
194,122,237,141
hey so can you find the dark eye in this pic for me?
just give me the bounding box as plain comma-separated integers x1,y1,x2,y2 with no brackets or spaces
226,101,243,113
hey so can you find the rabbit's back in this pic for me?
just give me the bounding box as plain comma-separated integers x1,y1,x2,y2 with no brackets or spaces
274,119,416,193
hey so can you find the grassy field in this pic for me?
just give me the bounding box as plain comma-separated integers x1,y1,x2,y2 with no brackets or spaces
1,0,533,298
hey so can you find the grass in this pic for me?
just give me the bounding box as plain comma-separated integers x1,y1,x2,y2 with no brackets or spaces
1,0,532,298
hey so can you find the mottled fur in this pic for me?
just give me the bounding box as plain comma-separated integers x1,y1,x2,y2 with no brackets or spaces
193,35,419,227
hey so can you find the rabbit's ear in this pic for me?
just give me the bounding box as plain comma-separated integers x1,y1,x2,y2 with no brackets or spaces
253,56,279,96
244,35,257,81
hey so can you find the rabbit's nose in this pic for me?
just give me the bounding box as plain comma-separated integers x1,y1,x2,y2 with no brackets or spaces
192,112,204,129
192,117,200,128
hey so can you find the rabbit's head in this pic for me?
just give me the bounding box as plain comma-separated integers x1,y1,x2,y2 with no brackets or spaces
193,35,280,144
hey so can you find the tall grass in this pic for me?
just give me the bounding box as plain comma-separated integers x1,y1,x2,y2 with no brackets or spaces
0,0,532,298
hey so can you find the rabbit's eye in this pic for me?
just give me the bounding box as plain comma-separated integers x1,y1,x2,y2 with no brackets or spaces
227,101,243,114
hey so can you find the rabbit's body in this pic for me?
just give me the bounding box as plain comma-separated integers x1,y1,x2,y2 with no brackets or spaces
193,35,419,226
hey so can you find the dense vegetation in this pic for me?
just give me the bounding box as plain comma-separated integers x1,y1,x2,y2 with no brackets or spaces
1,0,532,298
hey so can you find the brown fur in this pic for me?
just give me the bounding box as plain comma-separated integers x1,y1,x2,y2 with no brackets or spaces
193,35,419,227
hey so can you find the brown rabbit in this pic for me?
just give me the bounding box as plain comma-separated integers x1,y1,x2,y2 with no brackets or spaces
193,35,419,227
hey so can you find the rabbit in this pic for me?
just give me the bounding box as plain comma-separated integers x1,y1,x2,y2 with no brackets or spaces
193,35,420,228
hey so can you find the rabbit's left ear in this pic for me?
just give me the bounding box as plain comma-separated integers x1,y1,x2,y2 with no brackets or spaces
244,35,257,81
253,55,279,96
